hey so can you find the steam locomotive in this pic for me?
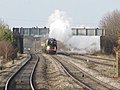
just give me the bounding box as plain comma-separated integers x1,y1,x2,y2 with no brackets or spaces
45,38,57,54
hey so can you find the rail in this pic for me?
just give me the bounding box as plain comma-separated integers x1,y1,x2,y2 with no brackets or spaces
5,54,39,90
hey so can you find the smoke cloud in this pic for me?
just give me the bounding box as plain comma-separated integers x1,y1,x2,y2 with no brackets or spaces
48,10,72,43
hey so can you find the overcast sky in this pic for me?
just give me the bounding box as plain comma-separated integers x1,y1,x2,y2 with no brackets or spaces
0,0,120,28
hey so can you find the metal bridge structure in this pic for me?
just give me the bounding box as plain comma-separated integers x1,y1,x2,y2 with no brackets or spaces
72,27,105,36
13,27,49,53
13,27,104,53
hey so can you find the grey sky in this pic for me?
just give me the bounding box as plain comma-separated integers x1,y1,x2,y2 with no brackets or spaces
0,0,120,28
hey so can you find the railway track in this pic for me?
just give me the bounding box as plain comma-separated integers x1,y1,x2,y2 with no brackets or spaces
52,55,118,90
5,54,39,90
86,55,115,61
70,55,115,67
50,55,93,90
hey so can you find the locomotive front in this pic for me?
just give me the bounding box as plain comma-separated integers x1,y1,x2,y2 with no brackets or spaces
45,38,57,54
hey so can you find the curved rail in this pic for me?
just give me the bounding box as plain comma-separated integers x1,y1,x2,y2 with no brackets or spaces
51,55,93,90
30,55,39,90
5,54,31,90
52,55,118,90
5,54,39,90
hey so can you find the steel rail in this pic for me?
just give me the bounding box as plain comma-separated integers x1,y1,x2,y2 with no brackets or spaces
5,54,31,90
53,55,118,90
70,55,115,67
5,54,39,90
52,55,93,90
86,55,115,61
30,54,39,90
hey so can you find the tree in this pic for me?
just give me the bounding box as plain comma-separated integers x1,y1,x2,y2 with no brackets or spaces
100,10,120,36
0,29,12,41
0,19,9,29
99,10,120,54
0,19,17,61
0,41,15,60
0,20,12,42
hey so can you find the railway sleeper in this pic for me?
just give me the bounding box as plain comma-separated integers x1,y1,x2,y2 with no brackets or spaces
16,84,31,90
15,79,29,84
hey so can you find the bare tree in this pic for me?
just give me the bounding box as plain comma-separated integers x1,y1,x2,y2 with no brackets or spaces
0,18,16,61
0,19,9,29
99,10,120,54
100,10,120,36
0,41,15,60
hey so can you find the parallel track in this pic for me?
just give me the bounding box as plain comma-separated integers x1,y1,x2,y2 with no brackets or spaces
51,55,93,90
52,55,118,90
51,55,94,90
5,54,39,90
86,55,115,61
70,55,115,67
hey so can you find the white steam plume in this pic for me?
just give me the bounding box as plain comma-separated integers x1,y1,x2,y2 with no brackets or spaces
48,10,72,43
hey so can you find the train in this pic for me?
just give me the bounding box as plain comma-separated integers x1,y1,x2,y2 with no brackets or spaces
45,38,57,54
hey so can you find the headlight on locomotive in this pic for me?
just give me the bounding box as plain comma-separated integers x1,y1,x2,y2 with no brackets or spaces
46,46,50,50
